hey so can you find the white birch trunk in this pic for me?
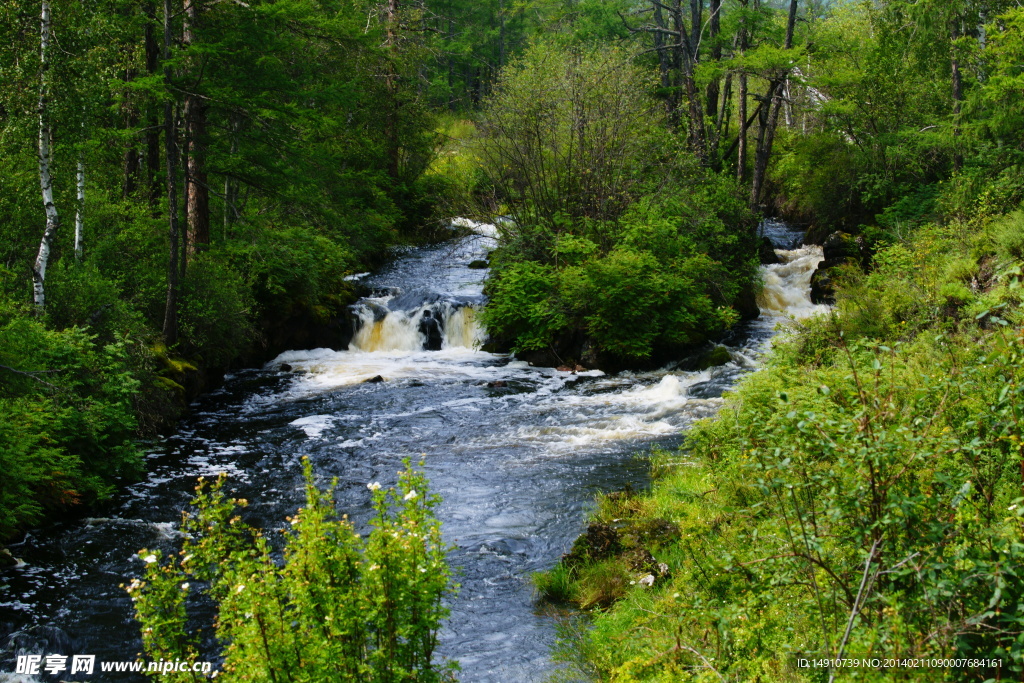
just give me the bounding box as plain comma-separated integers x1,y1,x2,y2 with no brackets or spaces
33,0,59,311
74,158,84,260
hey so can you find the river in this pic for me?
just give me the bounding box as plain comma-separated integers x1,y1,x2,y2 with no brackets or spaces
1,220,824,682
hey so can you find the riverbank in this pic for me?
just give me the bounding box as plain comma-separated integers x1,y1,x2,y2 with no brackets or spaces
538,211,1024,681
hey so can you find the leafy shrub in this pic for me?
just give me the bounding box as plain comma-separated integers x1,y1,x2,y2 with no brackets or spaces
0,287,142,539
131,459,457,682
227,226,355,323
546,211,1024,681
179,253,255,368
482,261,566,352
479,41,664,234
991,210,1024,261
45,260,148,344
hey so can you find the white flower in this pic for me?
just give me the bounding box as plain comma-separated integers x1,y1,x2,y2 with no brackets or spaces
367,482,381,491
143,554,157,564
181,582,190,591
235,584,245,594
404,490,418,501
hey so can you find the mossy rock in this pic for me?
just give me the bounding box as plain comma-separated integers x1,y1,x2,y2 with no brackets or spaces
468,259,489,269
154,376,186,402
563,523,622,570
151,342,198,377
696,345,732,370
622,517,680,547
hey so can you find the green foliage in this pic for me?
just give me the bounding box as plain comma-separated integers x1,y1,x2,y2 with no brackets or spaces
546,211,1024,681
130,459,457,682
226,226,356,326
481,261,566,352
478,42,757,364
179,254,255,368
479,41,665,236
45,260,149,345
0,282,143,540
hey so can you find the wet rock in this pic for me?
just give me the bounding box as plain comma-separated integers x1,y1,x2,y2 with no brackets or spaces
467,259,489,269
624,518,680,547
556,364,587,373
279,363,292,372
733,283,761,320
758,236,780,264
0,547,18,568
810,231,869,304
563,523,622,569
686,380,726,399
696,345,732,370
419,309,444,351
486,380,507,388
810,267,835,305
364,375,385,383
623,547,659,574
822,231,863,263
804,223,831,245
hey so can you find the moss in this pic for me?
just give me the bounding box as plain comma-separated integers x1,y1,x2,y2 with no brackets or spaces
695,345,732,370
153,375,185,401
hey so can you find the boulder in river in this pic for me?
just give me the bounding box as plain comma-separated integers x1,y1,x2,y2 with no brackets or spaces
759,236,780,264
467,259,489,269
0,547,18,568
810,231,869,304
696,345,733,370
364,375,385,383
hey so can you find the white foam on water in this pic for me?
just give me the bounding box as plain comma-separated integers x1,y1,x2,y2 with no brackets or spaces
758,245,830,319
289,414,336,439
452,217,500,238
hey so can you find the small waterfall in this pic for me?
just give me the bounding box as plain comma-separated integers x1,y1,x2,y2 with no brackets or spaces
349,299,486,352
757,244,829,319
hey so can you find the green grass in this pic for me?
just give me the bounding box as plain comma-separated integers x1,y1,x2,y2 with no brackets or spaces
536,211,1024,682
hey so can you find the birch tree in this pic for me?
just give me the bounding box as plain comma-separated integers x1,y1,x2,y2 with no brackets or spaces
33,0,59,311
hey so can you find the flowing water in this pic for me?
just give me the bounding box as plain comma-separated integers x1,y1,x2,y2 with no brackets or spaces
1,220,824,682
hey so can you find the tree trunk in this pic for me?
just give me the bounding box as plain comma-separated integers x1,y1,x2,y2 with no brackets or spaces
385,0,401,179
705,0,722,123
145,2,162,211
183,0,209,255
951,22,963,173
162,0,180,345
749,0,797,209
122,64,141,198
33,0,58,312
223,114,240,235
678,0,706,161
74,158,84,261
737,0,749,183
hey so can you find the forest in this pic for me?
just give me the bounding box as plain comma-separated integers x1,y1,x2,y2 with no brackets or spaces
2,0,1024,679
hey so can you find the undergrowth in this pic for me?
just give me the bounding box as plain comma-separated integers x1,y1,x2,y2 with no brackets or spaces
536,211,1024,682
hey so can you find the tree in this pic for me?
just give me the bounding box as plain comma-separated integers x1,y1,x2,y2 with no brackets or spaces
479,41,664,247
32,0,59,312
